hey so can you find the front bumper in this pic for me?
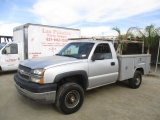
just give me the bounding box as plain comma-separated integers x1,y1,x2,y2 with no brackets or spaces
14,73,57,104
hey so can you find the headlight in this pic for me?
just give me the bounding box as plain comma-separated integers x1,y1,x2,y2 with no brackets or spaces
30,77,41,83
31,69,45,84
32,69,45,75
30,76,44,84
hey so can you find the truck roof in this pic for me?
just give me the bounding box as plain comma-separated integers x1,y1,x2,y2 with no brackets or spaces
69,38,112,44
13,23,80,31
69,37,144,44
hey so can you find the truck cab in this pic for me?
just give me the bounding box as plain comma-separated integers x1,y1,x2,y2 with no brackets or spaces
0,42,20,71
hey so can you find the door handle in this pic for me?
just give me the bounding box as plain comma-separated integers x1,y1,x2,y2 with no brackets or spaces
111,62,115,66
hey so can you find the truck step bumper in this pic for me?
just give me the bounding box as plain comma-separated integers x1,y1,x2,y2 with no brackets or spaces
15,84,56,104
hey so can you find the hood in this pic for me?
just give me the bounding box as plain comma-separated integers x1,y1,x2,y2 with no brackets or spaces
20,55,82,69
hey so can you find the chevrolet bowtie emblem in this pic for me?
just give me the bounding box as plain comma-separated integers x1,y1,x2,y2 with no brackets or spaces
19,69,24,75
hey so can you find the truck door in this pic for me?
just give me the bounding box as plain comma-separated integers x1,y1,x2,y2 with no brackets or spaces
0,43,20,71
88,43,119,88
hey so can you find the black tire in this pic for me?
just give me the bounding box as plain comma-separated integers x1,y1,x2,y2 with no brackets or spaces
128,71,142,89
56,82,84,114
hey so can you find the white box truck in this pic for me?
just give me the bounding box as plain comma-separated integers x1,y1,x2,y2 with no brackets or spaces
0,23,80,72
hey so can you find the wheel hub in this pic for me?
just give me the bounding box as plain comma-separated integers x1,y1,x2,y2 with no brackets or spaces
65,90,80,108
135,77,140,85
70,96,76,103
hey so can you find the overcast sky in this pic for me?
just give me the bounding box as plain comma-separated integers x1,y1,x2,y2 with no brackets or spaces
0,0,160,37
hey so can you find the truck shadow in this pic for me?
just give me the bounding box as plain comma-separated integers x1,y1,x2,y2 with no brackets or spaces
14,81,129,114
15,91,61,114
116,80,129,88
0,70,17,75
85,80,129,96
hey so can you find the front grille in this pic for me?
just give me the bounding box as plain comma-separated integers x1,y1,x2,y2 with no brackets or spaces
18,65,31,82
19,73,30,80
19,65,31,73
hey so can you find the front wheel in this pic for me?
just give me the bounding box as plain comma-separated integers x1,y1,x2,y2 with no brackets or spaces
128,71,142,89
56,82,84,114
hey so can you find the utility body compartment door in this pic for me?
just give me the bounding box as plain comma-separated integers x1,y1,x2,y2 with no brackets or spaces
88,43,119,89
0,43,20,71
117,54,151,81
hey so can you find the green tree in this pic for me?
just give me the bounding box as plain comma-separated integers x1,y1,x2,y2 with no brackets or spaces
126,27,143,41
128,25,158,54
143,25,158,54
112,27,131,54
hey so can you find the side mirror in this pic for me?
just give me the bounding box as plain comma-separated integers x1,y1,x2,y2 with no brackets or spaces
92,53,104,61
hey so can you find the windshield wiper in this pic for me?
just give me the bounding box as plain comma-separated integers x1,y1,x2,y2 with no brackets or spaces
63,55,74,57
63,54,79,58
56,54,79,59
55,54,60,55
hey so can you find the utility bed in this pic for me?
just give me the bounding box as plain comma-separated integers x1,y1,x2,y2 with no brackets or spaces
117,54,151,81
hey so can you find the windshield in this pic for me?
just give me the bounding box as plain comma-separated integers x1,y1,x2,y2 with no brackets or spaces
0,42,7,50
57,42,94,59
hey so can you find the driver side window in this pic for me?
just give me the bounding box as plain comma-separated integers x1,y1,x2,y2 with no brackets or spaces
2,44,18,54
94,43,112,59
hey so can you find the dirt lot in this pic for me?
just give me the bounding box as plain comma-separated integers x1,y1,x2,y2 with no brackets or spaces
0,69,160,120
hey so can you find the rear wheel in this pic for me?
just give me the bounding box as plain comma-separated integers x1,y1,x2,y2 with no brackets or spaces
56,82,84,114
128,71,142,89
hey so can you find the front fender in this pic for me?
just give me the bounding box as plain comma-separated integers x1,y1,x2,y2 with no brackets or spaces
54,70,88,90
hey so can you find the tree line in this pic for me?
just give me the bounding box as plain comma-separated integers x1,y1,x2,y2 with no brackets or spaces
112,24,160,54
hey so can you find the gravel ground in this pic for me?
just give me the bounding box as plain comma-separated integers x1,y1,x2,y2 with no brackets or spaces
0,67,160,120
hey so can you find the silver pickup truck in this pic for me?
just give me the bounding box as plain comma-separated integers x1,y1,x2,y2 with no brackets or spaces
14,38,151,114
